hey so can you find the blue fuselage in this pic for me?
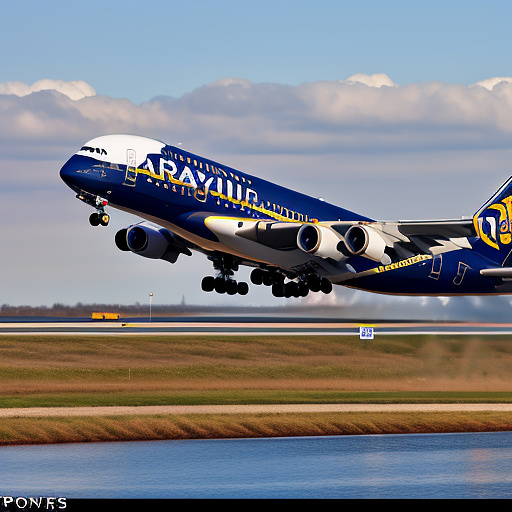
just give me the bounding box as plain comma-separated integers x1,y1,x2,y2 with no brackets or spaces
60,140,508,297
60,144,371,247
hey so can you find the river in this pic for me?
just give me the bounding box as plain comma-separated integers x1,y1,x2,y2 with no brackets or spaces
2,432,512,499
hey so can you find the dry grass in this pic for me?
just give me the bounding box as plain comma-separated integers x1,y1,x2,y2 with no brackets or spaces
2,334,512,394
2,334,512,402
2,333,512,444
0,411,511,446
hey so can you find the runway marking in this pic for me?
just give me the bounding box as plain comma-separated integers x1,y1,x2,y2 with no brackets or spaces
3,330,512,336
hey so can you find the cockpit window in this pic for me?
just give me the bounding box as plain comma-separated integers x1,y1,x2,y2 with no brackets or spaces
81,146,108,156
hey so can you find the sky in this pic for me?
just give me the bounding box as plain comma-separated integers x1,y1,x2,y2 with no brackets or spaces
3,0,512,319
2,0,512,103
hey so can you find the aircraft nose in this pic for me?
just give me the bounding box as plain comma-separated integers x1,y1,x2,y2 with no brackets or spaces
59,160,72,182
60,160,73,186
59,156,81,190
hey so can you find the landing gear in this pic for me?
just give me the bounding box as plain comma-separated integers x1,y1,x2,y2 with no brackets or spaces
305,273,332,294
201,255,333,299
201,275,249,296
250,268,284,287
201,253,250,296
251,267,333,298
201,275,215,292
76,193,110,227
89,211,110,226
237,281,250,295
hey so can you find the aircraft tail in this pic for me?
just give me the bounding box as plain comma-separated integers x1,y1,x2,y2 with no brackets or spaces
473,176,512,254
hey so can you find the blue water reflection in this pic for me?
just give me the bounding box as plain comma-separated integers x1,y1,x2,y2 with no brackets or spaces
2,432,512,498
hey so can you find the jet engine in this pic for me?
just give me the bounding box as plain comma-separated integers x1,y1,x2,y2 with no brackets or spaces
344,224,390,263
115,222,191,263
297,224,346,261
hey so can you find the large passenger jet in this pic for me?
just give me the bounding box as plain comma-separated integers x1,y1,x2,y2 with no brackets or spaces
60,134,512,298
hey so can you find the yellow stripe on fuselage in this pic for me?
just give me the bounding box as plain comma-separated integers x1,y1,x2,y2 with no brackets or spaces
132,166,311,224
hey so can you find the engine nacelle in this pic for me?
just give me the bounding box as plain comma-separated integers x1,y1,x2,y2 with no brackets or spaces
297,224,346,261
115,222,189,263
344,224,390,263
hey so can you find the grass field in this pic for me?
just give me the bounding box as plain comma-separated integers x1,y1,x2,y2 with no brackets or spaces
1,333,512,444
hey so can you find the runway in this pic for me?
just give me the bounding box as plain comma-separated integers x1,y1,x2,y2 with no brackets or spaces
2,317,512,336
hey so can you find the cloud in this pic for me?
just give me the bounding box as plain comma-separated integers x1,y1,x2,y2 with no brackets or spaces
0,79,96,101
472,77,512,91
340,73,397,88
4,73,512,165
3,74,512,213
4,74,512,199
4,74,512,160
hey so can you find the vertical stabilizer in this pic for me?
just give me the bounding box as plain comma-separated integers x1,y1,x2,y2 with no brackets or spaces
473,176,512,257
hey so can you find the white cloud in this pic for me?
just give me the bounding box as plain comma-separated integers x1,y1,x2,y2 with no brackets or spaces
340,73,397,88
5,75,512,159
0,79,96,101
208,77,252,88
472,77,512,91
4,75,512,210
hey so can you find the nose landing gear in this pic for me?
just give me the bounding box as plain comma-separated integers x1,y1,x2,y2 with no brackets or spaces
89,211,110,226
76,193,111,227
89,196,110,226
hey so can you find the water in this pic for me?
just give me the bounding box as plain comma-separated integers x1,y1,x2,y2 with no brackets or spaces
2,432,512,499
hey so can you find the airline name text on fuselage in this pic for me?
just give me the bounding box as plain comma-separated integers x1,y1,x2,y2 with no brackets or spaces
139,149,313,223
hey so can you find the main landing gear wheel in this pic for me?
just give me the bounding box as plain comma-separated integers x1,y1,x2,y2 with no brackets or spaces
201,276,249,295
201,276,215,292
251,267,333,298
202,253,249,296
271,281,309,298
250,268,284,287
237,281,249,295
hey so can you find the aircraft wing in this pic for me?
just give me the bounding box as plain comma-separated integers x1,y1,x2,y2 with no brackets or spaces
391,219,475,238
234,217,476,255
207,216,477,272
373,218,476,258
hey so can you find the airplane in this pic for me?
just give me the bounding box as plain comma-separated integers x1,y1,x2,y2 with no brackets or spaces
60,134,512,299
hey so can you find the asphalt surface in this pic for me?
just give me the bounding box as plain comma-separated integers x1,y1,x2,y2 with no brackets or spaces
3,318,512,336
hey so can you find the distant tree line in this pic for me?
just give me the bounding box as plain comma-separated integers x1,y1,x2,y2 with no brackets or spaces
0,302,316,318
0,303,202,317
